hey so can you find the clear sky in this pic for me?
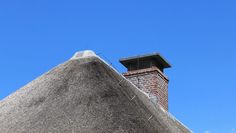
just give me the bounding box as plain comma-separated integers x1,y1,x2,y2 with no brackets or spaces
0,0,235,132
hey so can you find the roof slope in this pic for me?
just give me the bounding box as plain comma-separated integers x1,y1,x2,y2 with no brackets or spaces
0,51,191,133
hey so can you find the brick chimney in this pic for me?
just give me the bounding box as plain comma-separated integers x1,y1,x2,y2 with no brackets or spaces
120,53,171,111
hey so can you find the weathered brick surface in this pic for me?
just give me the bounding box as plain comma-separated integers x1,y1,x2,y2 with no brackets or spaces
123,67,169,110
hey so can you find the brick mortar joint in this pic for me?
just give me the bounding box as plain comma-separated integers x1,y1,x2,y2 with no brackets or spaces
123,67,169,81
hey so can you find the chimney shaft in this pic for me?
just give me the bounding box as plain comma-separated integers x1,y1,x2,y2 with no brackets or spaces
120,53,171,111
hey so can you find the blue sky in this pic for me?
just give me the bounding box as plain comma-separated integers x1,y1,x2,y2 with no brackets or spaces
0,0,235,132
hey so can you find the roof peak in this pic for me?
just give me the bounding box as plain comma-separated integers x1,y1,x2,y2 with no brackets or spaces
70,50,97,60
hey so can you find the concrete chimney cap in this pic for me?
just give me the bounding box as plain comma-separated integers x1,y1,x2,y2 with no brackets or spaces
119,52,171,69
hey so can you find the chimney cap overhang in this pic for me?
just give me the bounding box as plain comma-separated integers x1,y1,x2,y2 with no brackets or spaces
119,52,171,69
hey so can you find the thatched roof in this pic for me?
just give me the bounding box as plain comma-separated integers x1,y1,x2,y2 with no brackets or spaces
0,50,191,133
